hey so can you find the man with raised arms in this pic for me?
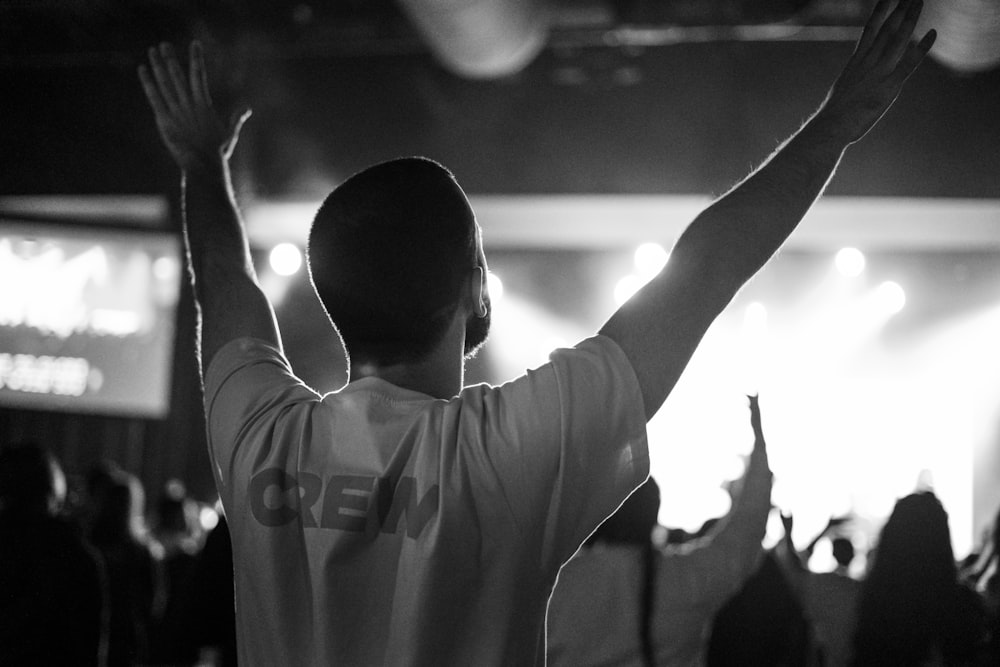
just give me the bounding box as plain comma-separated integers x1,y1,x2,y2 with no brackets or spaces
139,1,933,664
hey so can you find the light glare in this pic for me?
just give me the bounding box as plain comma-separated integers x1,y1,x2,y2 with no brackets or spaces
487,272,504,301
835,247,866,277
269,243,302,276
199,505,220,531
153,255,181,282
614,274,644,306
634,242,669,279
876,280,906,314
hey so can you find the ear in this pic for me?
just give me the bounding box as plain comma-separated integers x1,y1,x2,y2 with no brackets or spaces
470,266,488,318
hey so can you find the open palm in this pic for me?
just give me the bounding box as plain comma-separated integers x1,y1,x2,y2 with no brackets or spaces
139,42,250,172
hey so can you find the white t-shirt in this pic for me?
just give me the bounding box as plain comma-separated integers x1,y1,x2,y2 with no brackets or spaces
204,334,649,666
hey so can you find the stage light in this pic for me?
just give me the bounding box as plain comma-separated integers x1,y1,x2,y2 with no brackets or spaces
835,247,866,277
614,274,644,306
487,271,504,301
634,242,669,279
917,0,1000,73
199,505,220,531
269,243,302,276
876,280,906,314
152,255,181,282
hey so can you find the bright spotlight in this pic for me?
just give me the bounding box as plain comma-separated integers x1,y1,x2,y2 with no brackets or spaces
487,271,504,301
199,505,220,531
614,274,644,306
634,242,669,280
876,280,906,314
269,243,302,276
835,247,866,277
153,255,181,282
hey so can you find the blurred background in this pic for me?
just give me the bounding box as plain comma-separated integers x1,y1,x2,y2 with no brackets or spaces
2,0,999,566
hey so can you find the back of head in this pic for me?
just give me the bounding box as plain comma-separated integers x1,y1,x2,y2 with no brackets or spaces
853,491,960,664
869,492,955,588
308,157,479,366
90,471,146,546
156,479,193,536
831,536,855,569
0,440,63,518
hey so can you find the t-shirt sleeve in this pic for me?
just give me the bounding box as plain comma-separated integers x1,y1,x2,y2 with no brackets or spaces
203,337,321,493
460,335,650,573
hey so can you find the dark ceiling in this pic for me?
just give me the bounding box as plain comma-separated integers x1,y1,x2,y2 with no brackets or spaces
2,0,998,205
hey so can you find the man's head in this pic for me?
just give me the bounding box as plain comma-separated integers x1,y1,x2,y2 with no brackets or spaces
831,536,855,569
308,157,490,367
0,440,66,518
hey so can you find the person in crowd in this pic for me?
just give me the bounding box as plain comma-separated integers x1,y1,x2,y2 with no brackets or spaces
0,440,107,666
184,512,238,667
87,468,157,667
831,537,857,577
547,394,773,666
137,1,934,663
708,546,819,666
778,513,863,667
148,479,202,666
966,503,1000,663
804,534,864,667
851,491,987,666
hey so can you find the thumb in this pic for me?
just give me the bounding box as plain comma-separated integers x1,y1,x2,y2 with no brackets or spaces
229,107,252,138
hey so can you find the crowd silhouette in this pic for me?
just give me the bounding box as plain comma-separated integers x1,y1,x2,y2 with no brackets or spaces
3,397,998,665
0,444,236,666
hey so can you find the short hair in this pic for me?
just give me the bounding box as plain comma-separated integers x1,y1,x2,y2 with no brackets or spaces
307,157,479,366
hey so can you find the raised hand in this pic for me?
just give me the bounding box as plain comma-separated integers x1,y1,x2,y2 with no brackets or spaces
747,394,763,440
819,0,935,143
138,42,250,172
780,511,794,536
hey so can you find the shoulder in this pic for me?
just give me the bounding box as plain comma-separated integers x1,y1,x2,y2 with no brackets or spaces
462,335,639,403
205,336,293,386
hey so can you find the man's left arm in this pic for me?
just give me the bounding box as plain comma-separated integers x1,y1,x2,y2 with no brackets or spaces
139,42,281,376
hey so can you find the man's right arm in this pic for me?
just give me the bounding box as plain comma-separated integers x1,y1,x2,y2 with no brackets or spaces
600,0,934,420
139,42,282,378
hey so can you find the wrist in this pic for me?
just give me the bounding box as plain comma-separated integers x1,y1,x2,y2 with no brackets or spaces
807,102,869,148
182,153,226,173
181,153,230,183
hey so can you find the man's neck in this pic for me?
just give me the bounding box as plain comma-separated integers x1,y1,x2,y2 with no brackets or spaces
351,358,463,399
349,329,466,399
348,305,472,399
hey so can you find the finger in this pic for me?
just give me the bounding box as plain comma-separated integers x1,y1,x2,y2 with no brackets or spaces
229,108,252,138
189,41,213,108
856,0,896,55
138,65,170,119
147,46,181,114
870,0,915,65
891,28,936,84
879,0,924,66
160,43,192,110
